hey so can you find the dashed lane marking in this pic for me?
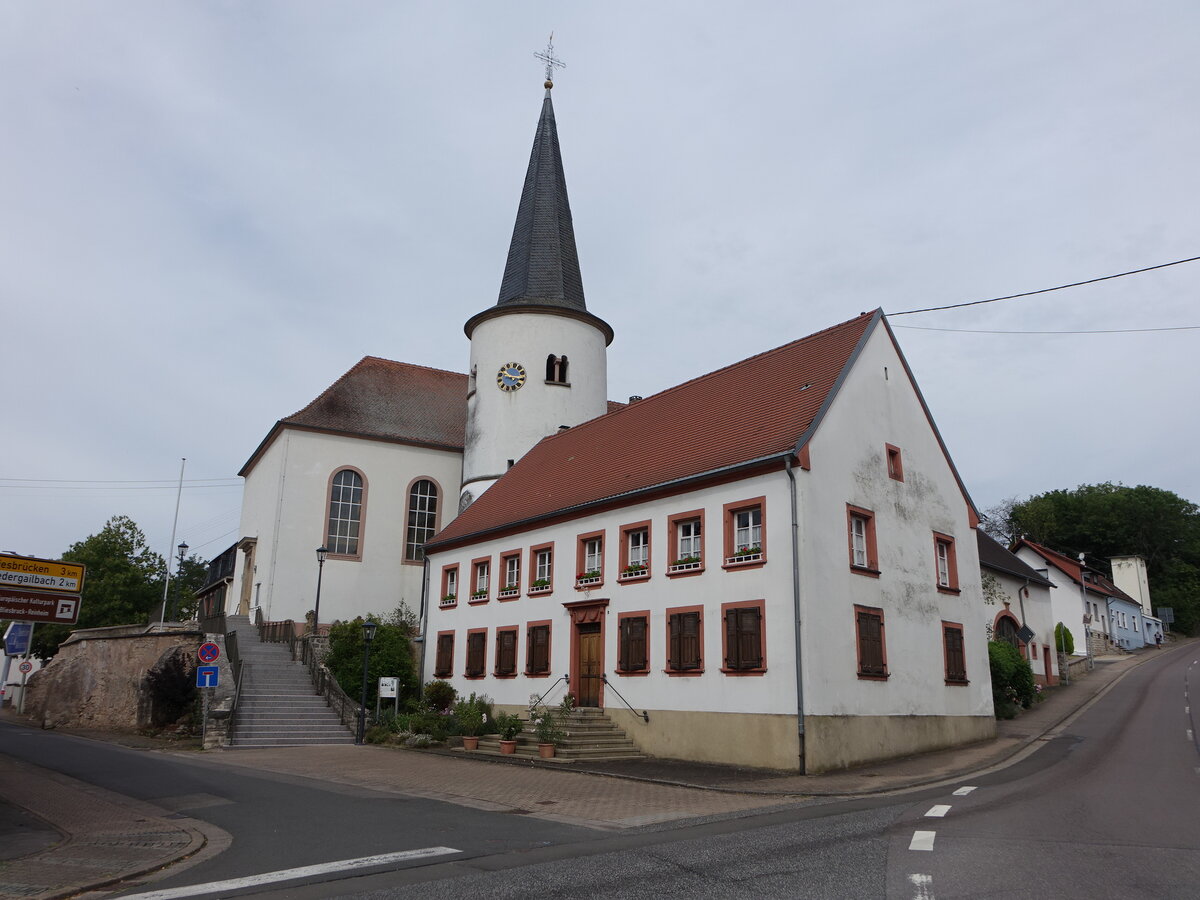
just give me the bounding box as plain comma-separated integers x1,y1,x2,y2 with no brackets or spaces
118,847,462,900
1188,730,1194,742
909,830,936,851
925,805,951,818
951,786,976,796
908,873,935,899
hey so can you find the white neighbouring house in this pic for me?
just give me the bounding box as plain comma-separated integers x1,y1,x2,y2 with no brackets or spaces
423,310,996,773
1110,555,1164,645
976,530,1058,685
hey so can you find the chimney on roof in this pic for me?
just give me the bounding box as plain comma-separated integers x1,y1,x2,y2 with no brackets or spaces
628,395,642,403
558,425,570,432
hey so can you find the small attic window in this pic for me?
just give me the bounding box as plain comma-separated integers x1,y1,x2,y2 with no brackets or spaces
886,444,904,482
546,354,569,384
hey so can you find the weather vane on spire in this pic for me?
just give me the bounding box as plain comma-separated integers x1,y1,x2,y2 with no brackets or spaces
534,32,565,88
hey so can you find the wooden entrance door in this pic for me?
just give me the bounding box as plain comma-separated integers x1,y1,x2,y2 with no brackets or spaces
577,623,602,707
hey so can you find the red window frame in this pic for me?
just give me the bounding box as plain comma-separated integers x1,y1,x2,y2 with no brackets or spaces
618,520,651,581
942,621,967,685
934,533,960,593
720,599,766,675
440,564,459,606
575,530,605,588
854,605,888,680
434,631,454,677
847,504,880,576
665,605,704,675
667,509,705,577
525,620,552,676
885,444,904,482
464,628,487,678
723,497,766,569
494,626,518,677
616,610,651,675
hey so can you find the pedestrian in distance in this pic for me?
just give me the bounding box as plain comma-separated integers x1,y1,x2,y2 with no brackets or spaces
1155,632,1163,648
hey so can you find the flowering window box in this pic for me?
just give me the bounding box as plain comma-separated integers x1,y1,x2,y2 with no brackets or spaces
469,590,489,603
439,594,457,608
529,581,553,595
575,571,602,588
498,586,520,600
725,548,763,567
667,557,703,575
618,567,649,582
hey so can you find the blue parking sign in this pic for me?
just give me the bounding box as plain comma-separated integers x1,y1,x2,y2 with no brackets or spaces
196,665,219,688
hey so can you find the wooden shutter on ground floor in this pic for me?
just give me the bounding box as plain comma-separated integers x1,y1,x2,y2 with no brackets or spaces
857,609,886,676
725,607,763,669
618,616,647,671
434,634,454,677
944,625,967,683
527,624,550,674
496,629,517,675
669,612,701,671
465,632,486,676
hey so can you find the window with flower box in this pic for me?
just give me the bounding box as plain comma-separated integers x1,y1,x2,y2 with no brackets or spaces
723,498,766,568
439,565,458,608
434,632,454,677
847,505,879,575
617,612,650,674
666,606,703,674
575,531,604,588
721,600,765,673
465,629,487,678
667,510,704,576
525,621,551,675
495,627,518,677
618,521,651,581
529,542,554,594
470,557,490,602
499,551,521,599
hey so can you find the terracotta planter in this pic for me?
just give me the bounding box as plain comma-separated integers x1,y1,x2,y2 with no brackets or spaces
499,740,517,755
462,736,480,751
538,743,556,759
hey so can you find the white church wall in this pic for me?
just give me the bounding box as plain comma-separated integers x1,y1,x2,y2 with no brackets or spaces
461,311,608,502
233,428,462,625
794,326,994,768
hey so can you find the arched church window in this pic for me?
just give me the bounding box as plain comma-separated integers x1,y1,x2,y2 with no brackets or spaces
546,354,569,384
327,469,365,557
995,616,1020,649
405,479,439,561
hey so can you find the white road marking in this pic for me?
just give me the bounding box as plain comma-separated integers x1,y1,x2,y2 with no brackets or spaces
951,786,976,796
925,804,952,817
118,847,462,900
909,830,937,851
908,873,935,899
1188,730,1194,741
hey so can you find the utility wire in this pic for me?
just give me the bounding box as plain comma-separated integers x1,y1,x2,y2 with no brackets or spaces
893,324,1200,335
888,254,1200,317
0,477,239,485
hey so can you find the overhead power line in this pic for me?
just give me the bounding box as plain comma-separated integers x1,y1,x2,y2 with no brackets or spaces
888,254,1200,317
892,324,1200,335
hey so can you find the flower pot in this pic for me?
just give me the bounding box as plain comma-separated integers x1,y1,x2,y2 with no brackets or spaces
462,736,479,751
499,740,517,755
538,743,556,759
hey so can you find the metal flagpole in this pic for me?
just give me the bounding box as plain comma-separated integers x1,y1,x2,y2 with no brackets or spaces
159,457,186,627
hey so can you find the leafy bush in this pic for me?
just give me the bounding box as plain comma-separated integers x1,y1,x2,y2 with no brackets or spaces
494,712,524,740
989,640,1036,717
423,679,457,713
453,693,493,737
325,607,418,708
1055,622,1074,655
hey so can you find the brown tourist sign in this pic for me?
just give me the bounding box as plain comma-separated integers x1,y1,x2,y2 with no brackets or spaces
0,587,81,624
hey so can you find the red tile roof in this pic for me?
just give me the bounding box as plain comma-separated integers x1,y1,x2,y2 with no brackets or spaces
239,357,467,476
1012,539,1137,602
429,311,880,547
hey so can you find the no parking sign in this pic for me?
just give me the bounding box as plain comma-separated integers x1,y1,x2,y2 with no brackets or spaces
198,642,221,663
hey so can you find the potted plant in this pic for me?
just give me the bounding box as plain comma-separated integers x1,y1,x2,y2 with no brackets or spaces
454,693,491,750
494,712,523,754
531,703,565,757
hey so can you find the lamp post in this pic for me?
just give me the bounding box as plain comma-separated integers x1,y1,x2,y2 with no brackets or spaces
356,619,378,745
172,541,188,622
312,546,329,635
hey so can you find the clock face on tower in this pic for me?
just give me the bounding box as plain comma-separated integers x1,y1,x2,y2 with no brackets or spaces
496,362,527,392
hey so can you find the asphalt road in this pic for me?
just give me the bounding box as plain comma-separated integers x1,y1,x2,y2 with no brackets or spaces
2,646,1196,899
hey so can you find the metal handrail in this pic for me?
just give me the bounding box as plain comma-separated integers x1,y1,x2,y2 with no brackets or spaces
600,674,649,723
528,674,569,711
259,619,296,643
231,659,245,716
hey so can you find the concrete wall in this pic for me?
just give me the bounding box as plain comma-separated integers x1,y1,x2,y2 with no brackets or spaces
232,428,462,625
804,714,996,773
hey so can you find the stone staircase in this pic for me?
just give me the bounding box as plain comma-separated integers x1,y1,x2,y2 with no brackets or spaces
473,707,643,761
226,616,354,747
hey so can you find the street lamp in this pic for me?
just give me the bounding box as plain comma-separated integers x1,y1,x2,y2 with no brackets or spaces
172,541,188,622
312,546,329,635
356,619,378,745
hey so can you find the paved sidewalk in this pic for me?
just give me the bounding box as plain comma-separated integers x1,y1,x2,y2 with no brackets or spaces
0,641,1183,899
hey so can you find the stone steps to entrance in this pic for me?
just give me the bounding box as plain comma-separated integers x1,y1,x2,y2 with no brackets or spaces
464,708,643,761
226,616,353,747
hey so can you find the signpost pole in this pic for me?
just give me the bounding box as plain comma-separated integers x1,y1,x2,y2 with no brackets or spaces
17,623,34,715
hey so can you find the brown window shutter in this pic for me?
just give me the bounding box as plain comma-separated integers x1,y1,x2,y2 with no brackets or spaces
618,618,630,670
435,634,453,677
668,614,682,670
630,617,646,670
945,626,966,682
735,607,762,669
527,625,549,674
679,612,701,670
858,610,885,675
466,632,485,676
497,630,516,675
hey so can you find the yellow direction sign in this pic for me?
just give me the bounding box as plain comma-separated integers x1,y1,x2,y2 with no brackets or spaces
0,553,86,595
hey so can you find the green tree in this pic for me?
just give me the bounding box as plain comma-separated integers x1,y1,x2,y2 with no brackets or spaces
29,515,166,659
1005,483,1200,635
324,606,419,709
170,553,209,621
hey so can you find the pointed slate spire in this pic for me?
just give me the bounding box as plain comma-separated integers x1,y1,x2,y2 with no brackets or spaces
496,86,587,311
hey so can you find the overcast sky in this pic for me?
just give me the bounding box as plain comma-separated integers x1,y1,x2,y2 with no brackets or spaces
3,2,1197,568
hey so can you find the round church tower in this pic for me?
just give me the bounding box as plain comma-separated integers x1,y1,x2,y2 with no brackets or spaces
460,76,613,509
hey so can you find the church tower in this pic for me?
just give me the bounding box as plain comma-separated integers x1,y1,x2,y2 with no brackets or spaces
460,53,613,509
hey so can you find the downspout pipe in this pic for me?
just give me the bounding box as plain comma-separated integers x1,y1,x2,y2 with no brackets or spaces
417,556,431,686
785,455,806,773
